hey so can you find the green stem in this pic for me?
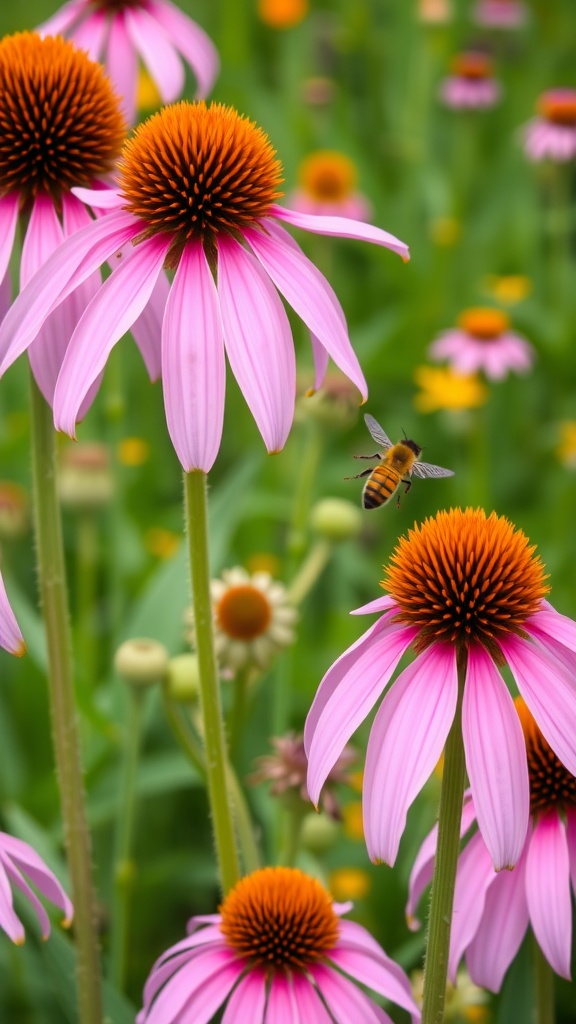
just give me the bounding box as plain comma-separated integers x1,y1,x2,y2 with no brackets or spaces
286,538,332,606
421,647,468,1024
76,512,99,692
287,424,325,560
228,666,252,763
109,686,146,990
278,803,306,868
184,470,240,894
533,937,555,1024
28,375,103,1024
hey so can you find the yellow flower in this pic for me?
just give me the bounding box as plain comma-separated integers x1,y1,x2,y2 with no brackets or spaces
482,274,532,305
328,867,371,902
413,366,488,413
136,68,161,114
342,801,364,841
429,216,460,247
258,0,308,28
118,437,150,467
556,421,576,468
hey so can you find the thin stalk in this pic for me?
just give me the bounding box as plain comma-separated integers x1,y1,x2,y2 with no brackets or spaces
286,538,332,606
533,938,555,1024
28,374,103,1024
421,647,468,1024
228,666,252,763
184,470,240,894
76,512,99,693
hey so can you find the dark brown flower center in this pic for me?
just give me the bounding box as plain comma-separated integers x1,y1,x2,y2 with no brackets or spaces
220,867,340,972
216,584,272,641
0,32,125,206
88,0,145,11
457,307,509,341
537,89,576,127
119,101,283,268
516,699,576,815
384,508,549,659
298,151,357,202
450,53,493,81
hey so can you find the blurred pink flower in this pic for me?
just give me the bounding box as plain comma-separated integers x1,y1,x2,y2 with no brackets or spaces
290,151,372,221
39,0,218,124
472,0,527,28
0,831,73,944
137,866,420,1024
0,102,409,473
0,570,25,656
440,52,501,109
407,700,576,990
306,509,576,871
524,89,576,162
429,307,534,380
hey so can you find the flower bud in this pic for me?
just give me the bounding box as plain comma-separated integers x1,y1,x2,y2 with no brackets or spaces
300,812,340,855
114,638,169,687
165,653,200,702
310,498,363,541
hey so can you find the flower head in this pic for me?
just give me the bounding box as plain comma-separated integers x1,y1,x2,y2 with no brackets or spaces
413,366,488,413
0,830,73,944
0,101,409,472
523,89,576,162
305,508,576,873
556,420,576,469
291,151,372,221
408,698,576,990
472,0,528,28
137,866,420,1024
429,308,535,381
440,52,501,109
39,0,219,124
258,0,309,28
249,732,356,819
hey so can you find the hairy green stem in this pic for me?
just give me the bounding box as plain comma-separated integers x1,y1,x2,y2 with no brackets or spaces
533,938,555,1024
29,374,103,1024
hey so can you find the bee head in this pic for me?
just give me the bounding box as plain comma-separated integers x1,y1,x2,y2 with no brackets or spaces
403,438,422,457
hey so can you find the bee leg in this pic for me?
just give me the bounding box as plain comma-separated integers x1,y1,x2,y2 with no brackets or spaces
345,468,373,480
396,478,412,509
353,453,381,460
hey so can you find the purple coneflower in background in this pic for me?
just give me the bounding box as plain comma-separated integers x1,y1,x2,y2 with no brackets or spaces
429,307,534,380
39,0,218,123
440,52,501,109
137,866,420,1024
408,698,576,990
306,508,576,871
472,0,527,29
0,831,72,944
524,89,576,162
290,151,372,221
0,101,409,473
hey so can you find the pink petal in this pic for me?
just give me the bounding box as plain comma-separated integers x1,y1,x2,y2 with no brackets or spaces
0,573,25,657
244,225,367,400
465,848,529,992
20,194,64,287
305,619,416,808
69,9,108,61
142,929,224,1005
3,862,51,939
337,918,417,1004
0,210,138,374
124,7,185,103
528,603,576,652
501,634,576,775
310,965,387,1024
144,947,239,1024
406,792,476,929
448,832,496,982
0,861,24,944
271,205,410,261
0,833,72,924
351,595,396,616
37,0,86,36
147,0,219,98
462,647,529,870
526,811,572,979
0,271,11,321
264,974,297,1024
0,193,18,287
221,969,266,1024
162,240,224,472
329,946,419,1017
71,187,124,210
363,644,458,865
54,236,170,436
217,235,295,454
568,809,576,897
132,267,168,381
106,12,138,124
308,333,329,392
291,974,333,1023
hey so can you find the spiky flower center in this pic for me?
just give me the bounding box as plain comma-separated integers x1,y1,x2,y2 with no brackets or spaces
384,508,549,658
458,307,509,340
220,867,340,972
216,584,273,641
0,32,125,205
516,698,576,814
119,101,283,267
298,151,357,202
88,0,144,10
450,53,493,81
537,89,576,126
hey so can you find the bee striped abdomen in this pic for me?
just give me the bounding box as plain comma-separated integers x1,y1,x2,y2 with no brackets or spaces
363,466,402,509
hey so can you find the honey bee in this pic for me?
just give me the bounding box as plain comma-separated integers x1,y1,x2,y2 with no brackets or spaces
349,414,454,510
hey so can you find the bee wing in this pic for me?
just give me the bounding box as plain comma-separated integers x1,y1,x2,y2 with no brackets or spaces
412,461,455,480
364,414,393,450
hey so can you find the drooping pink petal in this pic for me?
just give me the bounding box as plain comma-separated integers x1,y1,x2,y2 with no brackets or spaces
291,974,333,1023
351,595,396,616
106,12,138,124
528,603,576,652
162,240,224,472
72,187,124,210
462,646,529,870
337,919,417,1005
363,644,458,865
0,573,25,656
526,811,572,979
132,267,168,381
3,862,52,939
329,945,419,1018
271,205,410,261
0,209,138,373
20,194,64,287
37,0,86,37
221,969,266,1024
144,947,239,1024
0,193,19,287
406,793,476,929
147,0,220,98
244,226,367,400
308,333,329,392
69,8,108,61
0,862,25,944
311,964,388,1024
264,974,297,1024
0,271,10,322
54,236,170,436
142,929,224,1005
217,234,295,454
465,848,529,992
502,634,576,775
0,833,72,924
448,832,496,982
305,619,417,808
568,808,576,896
124,7,185,104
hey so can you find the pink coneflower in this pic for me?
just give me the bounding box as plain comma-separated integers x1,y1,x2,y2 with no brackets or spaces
290,151,372,221
408,698,576,990
306,508,576,871
0,830,73,943
39,0,218,124
429,307,535,380
524,89,576,162
137,866,420,1023
0,570,25,656
0,101,409,473
0,32,127,409
472,0,527,29
440,53,501,109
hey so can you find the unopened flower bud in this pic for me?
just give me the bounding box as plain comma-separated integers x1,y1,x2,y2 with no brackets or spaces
59,443,113,510
310,498,363,541
165,653,200,702
114,638,169,687
300,811,340,855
